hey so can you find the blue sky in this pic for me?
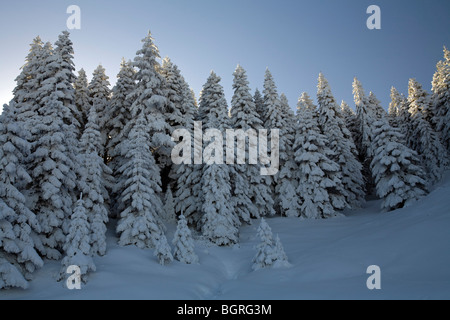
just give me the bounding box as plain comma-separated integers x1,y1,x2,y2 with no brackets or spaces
0,0,449,114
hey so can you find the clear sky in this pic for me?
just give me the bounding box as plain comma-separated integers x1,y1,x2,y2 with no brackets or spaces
0,0,449,115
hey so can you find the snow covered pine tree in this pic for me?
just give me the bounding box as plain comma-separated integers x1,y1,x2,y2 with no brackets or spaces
317,73,364,208
294,93,344,219
252,219,289,271
0,103,43,289
78,107,113,256
198,72,240,246
59,196,96,284
173,215,199,264
230,65,268,222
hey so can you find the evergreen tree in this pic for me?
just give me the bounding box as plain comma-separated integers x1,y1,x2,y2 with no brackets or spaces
273,235,290,268
353,78,377,194
370,117,428,211
297,92,316,115
407,79,448,183
74,69,91,131
276,93,300,217
252,219,289,270
154,234,173,266
107,59,136,164
317,73,364,208
162,187,176,223
368,92,387,121
115,113,166,249
171,86,201,225
199,72,239,246
161,56,198,198
163,59,200,224
107,59,136,218
230,65,268,222
0,103,43,289
29,90,77,259
12,37,44,123
254,88,265,123
262,69,290,216
388,87,402,128
59,197,96,283
30,33,80,241
89,65,111,161
340,100,359,145
78,107,112,256
50,31,80,134
432,47,450,151
294,94,343,219
173,215,198,264
126,31,173,170
160,57,187,131
395,92,411,143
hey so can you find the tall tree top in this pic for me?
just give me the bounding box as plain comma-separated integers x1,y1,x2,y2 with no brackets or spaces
297,92,316,115
198,71,230,131
231,65,263,130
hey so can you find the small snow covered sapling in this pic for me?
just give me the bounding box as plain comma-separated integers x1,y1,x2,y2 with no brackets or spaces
252,219,289,271
173,215,198,264
154,234,173,266
59,196,96,284
273,235,290,268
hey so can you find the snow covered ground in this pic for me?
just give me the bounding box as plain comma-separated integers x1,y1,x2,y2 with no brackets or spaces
2,172,450,300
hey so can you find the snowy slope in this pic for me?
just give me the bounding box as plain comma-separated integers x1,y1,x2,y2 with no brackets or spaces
1,172,450,300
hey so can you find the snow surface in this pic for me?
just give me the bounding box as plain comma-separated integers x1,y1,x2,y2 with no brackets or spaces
2,171,450,300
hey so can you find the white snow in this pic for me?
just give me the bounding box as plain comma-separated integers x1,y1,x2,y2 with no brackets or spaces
2,171,450,300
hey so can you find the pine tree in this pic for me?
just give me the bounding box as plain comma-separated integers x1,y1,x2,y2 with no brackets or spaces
74,69,91,131
30,33,80,249
199,72,239,246
353,78,378,194
407,79,448,183
160,57,188,131
230,65,268,222
252,219,276,271
127,31,173,170
163,59,200,224
78,107,112,256
294,94,343,219
163,187,176,223
276,93,300,217
115,113,167,249
254,88,265,123
29,91,77,259
368,92,387,120
317,73,364,208
388,87,402,128
89,65,111,161
340,100,360,145
0,103,43,289
59,197,96,283
171,87,201,225
173,215,198,264
12,37,44,123
107,59,136,218
432,47,450,151
107,59,136,163
50,31,81,134
370,117,428,211
261,69,290,216
161,57,199,211
154,234,173,266
252,219,288,270
273,235,290,268
396,92,411,142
